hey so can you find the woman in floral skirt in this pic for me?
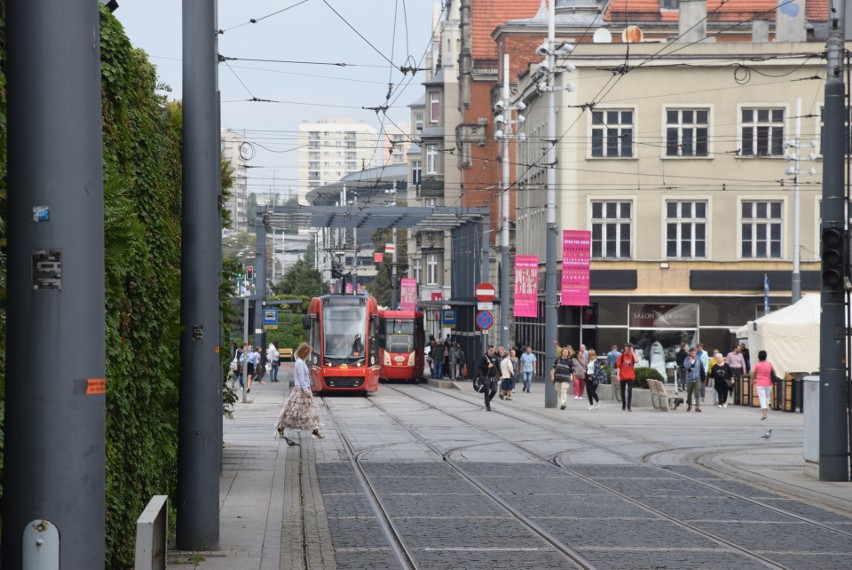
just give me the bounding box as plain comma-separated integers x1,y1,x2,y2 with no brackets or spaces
276,342,324,439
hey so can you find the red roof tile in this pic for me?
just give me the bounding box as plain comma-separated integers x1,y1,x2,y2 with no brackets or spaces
472,0,542,62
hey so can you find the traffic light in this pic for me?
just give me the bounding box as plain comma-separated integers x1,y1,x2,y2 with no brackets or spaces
331,261,342,279
246,266,254,281
821,227,845,290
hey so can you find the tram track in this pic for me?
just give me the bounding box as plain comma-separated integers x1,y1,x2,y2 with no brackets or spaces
321,394,594,569
322,395,420,570
375,384,852,568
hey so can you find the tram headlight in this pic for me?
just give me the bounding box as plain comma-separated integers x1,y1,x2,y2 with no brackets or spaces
407,353,414,366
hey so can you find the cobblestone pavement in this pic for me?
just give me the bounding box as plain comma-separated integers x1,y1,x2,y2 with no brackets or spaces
169,373,852,570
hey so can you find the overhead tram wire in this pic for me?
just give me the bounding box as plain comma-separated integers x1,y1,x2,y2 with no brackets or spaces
218,0,311,35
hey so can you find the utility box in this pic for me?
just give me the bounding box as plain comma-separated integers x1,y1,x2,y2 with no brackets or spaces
802,375,820,478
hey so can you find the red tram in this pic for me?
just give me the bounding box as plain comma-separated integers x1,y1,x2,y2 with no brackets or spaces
378,309,425,383
304,294,381,393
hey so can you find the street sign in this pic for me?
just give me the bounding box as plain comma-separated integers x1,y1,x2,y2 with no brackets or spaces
442,309,456,328
475,282,495,302
476,310,493,330
263,308,278,327
477,301,493,311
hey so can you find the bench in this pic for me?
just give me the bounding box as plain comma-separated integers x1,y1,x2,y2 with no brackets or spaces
649,379,684,412
279,347,294,361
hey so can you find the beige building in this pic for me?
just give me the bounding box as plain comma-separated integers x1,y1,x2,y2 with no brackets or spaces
296,117,377,205
514,40,824,358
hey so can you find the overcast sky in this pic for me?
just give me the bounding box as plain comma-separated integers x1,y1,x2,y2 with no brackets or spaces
117,0,439,198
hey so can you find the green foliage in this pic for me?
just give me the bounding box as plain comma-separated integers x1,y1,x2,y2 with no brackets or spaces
271,259,324,297
633,367,665,389
101,7,184,566
261,296,310,352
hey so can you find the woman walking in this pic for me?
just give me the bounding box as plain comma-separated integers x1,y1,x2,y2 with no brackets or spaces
276,342,324,439
752,350,774,420
585,349,601,409
550,346,574,410
710,353,733,408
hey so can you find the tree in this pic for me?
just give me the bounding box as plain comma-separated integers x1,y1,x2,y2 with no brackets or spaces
272,258,324,297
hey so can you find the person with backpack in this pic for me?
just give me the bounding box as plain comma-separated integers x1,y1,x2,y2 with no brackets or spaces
478,345,500,411
585,349,605,410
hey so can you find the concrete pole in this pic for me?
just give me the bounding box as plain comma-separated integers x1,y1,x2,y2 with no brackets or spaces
177,0,221,550
791,97,802,303
500,53,511,350
818,0,849,482
544,0,558,408
242,296,249,403
3,1,106,566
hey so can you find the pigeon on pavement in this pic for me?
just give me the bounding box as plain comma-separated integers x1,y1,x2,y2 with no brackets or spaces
761,429,773,440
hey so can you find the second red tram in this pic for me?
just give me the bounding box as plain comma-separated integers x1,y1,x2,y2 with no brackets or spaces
304,294,381,393
378,310,425,382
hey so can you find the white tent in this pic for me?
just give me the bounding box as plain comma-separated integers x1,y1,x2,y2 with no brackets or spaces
735,294,820,376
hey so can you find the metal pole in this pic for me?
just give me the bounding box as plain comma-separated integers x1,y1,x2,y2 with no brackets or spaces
481,215,490,355
242,296,249,403
500,53,511,349
791,97,802,303
254,213,267,352
391,182,398,309
3,1,106,565
177,0,221,550
544,0,558,408
819,0,849,482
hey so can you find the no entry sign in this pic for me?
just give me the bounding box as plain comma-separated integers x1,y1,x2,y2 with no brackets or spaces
475,282,495,302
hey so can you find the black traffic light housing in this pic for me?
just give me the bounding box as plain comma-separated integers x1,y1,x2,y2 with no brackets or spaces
821,227,845,290
246,266,254,281
331,261,343,279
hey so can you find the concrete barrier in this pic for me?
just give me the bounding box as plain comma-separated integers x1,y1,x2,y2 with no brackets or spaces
135,495,168,570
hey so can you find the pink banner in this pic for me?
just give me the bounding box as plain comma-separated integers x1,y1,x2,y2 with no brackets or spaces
514,255,538,318
399,278,417,311
561,230,591,306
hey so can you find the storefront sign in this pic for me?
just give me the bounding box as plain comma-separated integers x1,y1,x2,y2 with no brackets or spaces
561,230,591,306
629,303,698,328
514,254,538,317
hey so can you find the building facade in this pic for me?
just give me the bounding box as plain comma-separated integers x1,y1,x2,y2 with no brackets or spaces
296,117,377,205
221,128,250,233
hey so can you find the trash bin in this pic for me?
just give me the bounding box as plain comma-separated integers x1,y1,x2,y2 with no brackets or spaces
793,375,806,413
773,374,796,412
738,375,753,406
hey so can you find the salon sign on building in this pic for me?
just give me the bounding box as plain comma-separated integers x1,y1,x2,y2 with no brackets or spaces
629,304,698,329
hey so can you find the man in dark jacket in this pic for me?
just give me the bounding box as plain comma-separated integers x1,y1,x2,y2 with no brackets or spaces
675,342,689,391
479,345,500,411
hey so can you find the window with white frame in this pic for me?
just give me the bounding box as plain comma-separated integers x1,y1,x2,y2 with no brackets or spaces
666,108,709,157
741,108,784,156
591,201,632,258
426,254,438,284
415,112,424,132
660,0,679,8
591,109,633,157
412,160,422,186
430,92,440,124
412,257,422,282
666,201,707,258
426,145,438,174
741,200,782,258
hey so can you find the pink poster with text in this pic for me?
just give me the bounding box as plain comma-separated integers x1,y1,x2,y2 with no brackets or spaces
561,230,591,306
399,278,417,311
514,255,538,317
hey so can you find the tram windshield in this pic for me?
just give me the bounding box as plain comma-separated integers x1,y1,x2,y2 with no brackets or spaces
386,334,413,354
323,305,367,359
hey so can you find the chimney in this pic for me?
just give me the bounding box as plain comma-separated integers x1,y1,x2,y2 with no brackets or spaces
775,0,806,42
753,20,770,42
678,0,714,43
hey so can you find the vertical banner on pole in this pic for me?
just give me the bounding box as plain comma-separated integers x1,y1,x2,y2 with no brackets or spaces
561,230,591,306
514,255,538,317
400,277,417,311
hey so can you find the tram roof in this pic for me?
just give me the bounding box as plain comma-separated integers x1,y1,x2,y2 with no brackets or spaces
264,205,489,234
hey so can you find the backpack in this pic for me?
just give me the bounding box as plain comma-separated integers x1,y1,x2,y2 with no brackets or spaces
592,361,608,385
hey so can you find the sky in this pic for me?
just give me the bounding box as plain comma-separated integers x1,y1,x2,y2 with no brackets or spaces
116,0,440,200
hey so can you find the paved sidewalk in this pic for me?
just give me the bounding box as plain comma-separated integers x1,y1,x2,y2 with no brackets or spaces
168,373,852,569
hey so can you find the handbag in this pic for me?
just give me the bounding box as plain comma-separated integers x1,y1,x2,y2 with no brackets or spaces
473,376,487,393
229,357,238,372
770,367,782,384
